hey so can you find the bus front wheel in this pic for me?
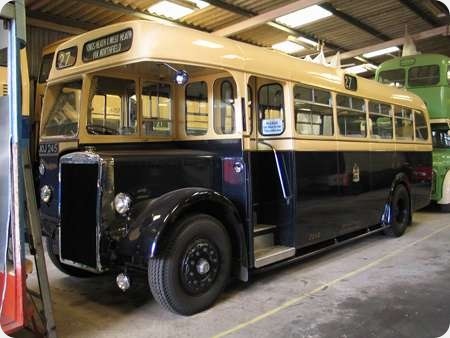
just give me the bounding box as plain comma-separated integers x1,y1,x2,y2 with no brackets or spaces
148,214,231,315
384,185,411,237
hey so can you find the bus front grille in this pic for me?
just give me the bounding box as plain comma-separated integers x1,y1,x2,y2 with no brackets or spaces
60,161,100,271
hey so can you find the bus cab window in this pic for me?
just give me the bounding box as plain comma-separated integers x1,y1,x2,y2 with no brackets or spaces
214,77,236,134
246,85,253,134
378,69,405,88
38,53,54,84
142,82,172,136
294,85,333,136
368,101,393,139
337,95,366,138
414,110,429,140
186,81,208,136
394,106,414,140
258,83,284,136
88,76,137,135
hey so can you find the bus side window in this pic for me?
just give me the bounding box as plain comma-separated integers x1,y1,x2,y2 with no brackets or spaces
368,101,393,139
394,106,414,140
141,82,172,136
246,84,253,134
414,110,429,140
294,85,333,136
258,83,284,136
186,81,208,136
336,95,366,138
214,77,236,134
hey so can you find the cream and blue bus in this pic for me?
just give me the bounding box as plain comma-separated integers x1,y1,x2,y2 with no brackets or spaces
38,21,432,315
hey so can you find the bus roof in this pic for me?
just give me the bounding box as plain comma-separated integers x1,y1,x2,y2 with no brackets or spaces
376,54,450,71
50,20,427,112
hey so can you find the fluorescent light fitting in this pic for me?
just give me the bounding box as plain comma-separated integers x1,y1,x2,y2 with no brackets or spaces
296,36,319,47
188,0,209,9
148,1,194,20
363,46,400,58
276,5,332,28
272,41,305,54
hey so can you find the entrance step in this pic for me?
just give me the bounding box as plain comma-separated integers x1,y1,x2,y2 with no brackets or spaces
253,224,276,236
254,246,295,268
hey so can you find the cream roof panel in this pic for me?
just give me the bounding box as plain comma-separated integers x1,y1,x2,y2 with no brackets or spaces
50,20,427,112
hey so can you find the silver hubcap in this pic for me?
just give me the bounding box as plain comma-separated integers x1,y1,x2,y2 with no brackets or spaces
196,258,210,275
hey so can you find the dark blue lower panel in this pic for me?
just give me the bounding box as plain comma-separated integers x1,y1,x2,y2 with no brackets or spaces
248,150,432,249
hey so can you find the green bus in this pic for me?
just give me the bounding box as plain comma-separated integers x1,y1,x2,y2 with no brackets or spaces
376,54,450,210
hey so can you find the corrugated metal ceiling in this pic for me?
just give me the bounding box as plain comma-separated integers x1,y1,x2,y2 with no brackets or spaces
24,0,450,76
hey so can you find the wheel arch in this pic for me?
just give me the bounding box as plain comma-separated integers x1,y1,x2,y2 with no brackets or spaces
383,173,412,225
125,188,249,281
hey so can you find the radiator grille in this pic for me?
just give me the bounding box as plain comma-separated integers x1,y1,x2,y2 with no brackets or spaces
60,162,99,269
1,83,7,96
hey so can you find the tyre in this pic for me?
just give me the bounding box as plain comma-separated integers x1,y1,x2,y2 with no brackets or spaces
45,236,96,278
384,184,411,237
148,214,231,315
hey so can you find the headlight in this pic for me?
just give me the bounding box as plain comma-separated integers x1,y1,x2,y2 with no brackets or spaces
114,193,132,215
40,185,52,203
38,160,45,176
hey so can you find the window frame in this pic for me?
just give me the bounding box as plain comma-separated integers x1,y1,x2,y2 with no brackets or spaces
140,80,173,137
185,80,209,136
257,82,285,137
213,77,236,135
293,83,334,138
335,93,368,139
413,109,429,142
368,100,394,141
86,75,138,136
393,105,414,141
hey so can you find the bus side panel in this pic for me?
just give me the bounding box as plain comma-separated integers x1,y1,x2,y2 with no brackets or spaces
294,151,341,246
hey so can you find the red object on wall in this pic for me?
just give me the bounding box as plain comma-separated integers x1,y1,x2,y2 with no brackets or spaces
0,263,25,335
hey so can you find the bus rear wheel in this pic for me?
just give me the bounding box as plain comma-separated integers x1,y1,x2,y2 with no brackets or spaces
384,185,411,237
148,214,231,316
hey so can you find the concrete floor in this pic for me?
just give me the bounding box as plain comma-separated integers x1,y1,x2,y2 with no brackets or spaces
13,209,450,338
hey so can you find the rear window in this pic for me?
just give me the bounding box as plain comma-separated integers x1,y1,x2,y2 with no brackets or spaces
408,65,440,86
378,69,405,88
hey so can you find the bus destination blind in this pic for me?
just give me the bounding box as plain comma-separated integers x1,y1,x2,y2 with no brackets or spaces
83,28,133,62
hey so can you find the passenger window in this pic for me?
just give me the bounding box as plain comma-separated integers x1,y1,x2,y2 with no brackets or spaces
141,82,172,136
337,95,366,138
259,83,284,136
294,85,333,136
88,76,137,135
214,77,236,134
368,101,393,139
394,106,414,140
414,110,429,140
186,81,208,136
408,65,440,86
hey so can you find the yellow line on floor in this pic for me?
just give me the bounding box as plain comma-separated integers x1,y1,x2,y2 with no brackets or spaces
213,224,450,338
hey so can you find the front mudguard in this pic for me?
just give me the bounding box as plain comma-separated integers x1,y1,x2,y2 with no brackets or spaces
118,187,248,280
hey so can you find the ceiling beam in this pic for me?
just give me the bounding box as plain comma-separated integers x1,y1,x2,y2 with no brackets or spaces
213,0,326,36
398,0,440,26
26,10,97,31
26,17,87,35
328,24,450,61
319,2,391,41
